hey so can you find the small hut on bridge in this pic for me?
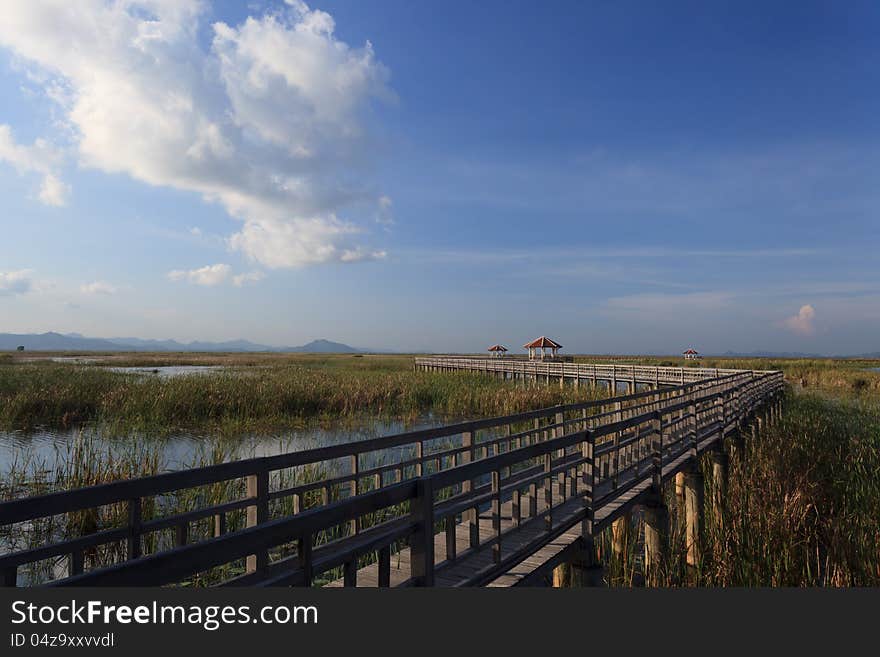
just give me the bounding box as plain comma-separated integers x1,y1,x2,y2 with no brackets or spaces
487,344,508,358
524,336,562,361
683,348,701,360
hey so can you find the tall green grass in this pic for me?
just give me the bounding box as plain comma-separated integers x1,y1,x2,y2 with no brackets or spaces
0,358,600,435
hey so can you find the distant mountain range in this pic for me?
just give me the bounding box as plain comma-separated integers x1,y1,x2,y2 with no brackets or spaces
0,332,365,353
1,333,877,358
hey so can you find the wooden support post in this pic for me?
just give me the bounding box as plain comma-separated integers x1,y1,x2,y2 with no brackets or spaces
246,470,269,574
611,512,630,559
410,477,435,586
684,468,704,570
568,539,605,587
710,448,729,514
674,471,685,506
643,496,668,586
552,563,571,587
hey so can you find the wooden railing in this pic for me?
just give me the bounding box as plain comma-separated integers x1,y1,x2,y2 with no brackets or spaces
0,364,783,587
415,357,745,386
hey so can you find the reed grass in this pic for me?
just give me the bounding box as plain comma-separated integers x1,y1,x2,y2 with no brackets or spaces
0,355,598,435
598,392,880,586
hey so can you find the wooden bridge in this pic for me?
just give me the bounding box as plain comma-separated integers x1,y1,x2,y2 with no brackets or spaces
415,356,746,392
0,361,783,587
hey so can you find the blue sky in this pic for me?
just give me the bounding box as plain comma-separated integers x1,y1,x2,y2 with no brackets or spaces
0,0,878,354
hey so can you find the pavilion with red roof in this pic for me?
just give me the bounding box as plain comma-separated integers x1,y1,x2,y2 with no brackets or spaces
487,344,508,358
523,336,562,361
683,348,701,360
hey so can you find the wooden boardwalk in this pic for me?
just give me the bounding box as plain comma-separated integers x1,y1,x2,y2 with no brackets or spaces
0,361,783,588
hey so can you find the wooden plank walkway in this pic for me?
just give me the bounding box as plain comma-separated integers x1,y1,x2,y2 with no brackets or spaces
327,416,722,588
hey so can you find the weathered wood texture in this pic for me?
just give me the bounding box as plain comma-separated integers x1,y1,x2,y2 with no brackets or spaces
0,362,783,587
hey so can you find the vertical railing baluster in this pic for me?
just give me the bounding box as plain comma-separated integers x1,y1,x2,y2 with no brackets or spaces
246,469,269,574
343,559,357,587
298,534,313,587
378,545,391,587
350,454,359,535
69,550,84,577
651,411,663,490
127,497,142,560
543,453,553,533
410,477,435,586
491,470,502,564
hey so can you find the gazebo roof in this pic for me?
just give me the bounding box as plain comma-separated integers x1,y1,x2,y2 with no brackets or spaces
487,344,508,352
683,348,699,354
523,336,562,349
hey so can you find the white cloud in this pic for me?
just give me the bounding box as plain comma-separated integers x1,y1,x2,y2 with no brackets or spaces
232,270,265,287
0,124,68,206
0,0,390,266
38,172,70,206
376,195,394,227
168,264,231,286
780,304,816,336
80,280,118,295
0,269,33,296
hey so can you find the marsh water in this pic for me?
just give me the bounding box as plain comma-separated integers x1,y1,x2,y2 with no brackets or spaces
0,414,456,481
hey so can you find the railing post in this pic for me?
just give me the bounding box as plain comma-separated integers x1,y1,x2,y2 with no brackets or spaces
544,452,553,532
555,409,566,494
350,454,360,535
246,469,269,574
127,497,142,560
651,411,663,490
410,477,435,586
491,470,502,564
1,566,17,587
298,534,313,587
460,430,479,548
581,430,595,539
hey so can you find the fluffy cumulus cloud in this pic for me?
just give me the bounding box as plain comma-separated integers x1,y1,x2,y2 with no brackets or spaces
168,264,231,286
781,304,816,336
80,280,118,295
0,0,391,266
0,125,69,206
0,269,34,296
